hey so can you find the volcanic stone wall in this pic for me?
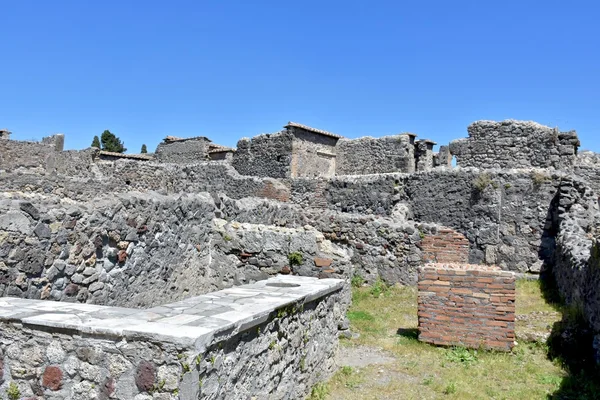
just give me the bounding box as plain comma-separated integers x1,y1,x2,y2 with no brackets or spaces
154,137,211,163
0,276,346,400
233,132,294,179
575,151,600,194
336,134,415,175
449,120,580,170
290,169,561,273
417,264,516,351
0,191,355,308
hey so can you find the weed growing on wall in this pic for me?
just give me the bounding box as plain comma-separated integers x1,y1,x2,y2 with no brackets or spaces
473,173,492,192
288,252,303,266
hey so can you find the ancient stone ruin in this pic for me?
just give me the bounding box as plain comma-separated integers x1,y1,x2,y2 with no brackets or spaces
0,118,599,399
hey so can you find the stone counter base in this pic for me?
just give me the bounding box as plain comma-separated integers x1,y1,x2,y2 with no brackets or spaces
0,276,346,399
417,264,515,351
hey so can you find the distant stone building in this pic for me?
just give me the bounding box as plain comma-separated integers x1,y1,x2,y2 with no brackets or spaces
208,144,235,161
336,133,417,175
0,128,11,140
449,120,580,170
233,122,342,179
154,136,212,163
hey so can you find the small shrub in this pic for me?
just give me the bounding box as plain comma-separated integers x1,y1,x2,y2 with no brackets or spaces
370,278,389,297
531,171,550,186
443,381,457,395
308,383,329,400
473,173,492,192
288,252,303,266
351,274,364,288
7,382,20,400
445,346,478,366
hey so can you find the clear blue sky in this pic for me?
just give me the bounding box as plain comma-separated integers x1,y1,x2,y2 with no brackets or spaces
1,0,599,153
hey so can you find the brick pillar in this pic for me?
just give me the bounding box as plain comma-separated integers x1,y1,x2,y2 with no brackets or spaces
417,264,515,351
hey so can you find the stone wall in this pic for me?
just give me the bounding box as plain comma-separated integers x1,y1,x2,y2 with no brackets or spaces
1,160,290,203
154,137,211,164
575,151,600,193
449,120,580,170
290,128,338,178
0,191,356,308
417,264,516,351
0,137,60,172
0,276,346,400
335,134,415,175
415,140,435,172
290,169,561,273
551,177,600,329
232,132,293,179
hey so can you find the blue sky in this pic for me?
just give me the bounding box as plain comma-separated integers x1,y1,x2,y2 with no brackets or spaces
1,0,599,153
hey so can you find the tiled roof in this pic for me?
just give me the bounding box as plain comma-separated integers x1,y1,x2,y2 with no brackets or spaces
208,144,235,153
98,151,153,161
284,122,343,139
163,136,212,143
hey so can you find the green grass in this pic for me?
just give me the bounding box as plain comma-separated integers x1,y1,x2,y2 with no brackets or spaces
325,279,568,399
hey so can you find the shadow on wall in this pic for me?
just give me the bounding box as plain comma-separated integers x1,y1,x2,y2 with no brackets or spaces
536,190,600,399
539,269,600,399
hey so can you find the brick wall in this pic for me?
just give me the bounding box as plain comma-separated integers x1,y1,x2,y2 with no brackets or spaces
421,228,470,264
258,180,290,202
417,264,515,351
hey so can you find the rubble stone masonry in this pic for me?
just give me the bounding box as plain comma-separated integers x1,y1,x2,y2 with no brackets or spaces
417,264,515,351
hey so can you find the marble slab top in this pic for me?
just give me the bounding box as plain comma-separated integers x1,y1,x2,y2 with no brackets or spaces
0,275,344,350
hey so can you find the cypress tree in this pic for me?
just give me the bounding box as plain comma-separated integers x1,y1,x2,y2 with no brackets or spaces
100,130,126,153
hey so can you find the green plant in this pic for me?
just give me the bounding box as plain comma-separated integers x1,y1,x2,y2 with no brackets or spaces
347,310,375,322
223,234,232,241
504,183,512,189
473,173,492,192
531,171,550,186
195,355,202,365
300,356,306,371
443,381,457,395
491,181,499,189
445,346,478,366
419,229,426,239
422,376,434,386
269,340,276,350
7,382,20,400
210,356,216,365
340,366,353,376
182,362,191,373
288,252,303,266
308,383,329,400
369,278,389,297
351,274,364,288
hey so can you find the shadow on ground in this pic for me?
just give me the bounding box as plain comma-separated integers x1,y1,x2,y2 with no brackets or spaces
539,269,600,400
396,328,419,341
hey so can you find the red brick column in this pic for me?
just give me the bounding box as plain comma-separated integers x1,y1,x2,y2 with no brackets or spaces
417,264,515,351
421,228,470,264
